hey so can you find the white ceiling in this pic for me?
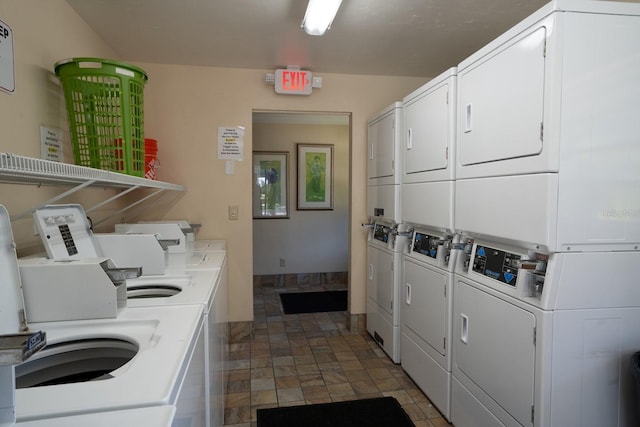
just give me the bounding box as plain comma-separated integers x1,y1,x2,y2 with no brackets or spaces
65,0,564,78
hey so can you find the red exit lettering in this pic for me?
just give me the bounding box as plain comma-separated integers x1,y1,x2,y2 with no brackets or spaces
275,69,313,95
282,71,309,91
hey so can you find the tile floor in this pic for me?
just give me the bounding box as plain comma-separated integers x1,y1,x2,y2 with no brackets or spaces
223,278,451,427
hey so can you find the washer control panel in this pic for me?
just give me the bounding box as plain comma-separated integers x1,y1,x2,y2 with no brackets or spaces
373,223,392,243
472,245,521,287
412,231,441,259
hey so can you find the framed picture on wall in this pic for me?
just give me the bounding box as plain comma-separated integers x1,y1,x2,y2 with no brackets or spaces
252,151,289,219
296,143,333,210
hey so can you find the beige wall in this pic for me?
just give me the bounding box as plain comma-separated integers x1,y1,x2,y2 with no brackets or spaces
0,0,122,253
138,63,428,321
253,122,349,276
0,0,430,322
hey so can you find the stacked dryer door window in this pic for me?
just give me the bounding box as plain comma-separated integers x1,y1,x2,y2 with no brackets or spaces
452,3,640,427
400,67,457,421
365,102,403,363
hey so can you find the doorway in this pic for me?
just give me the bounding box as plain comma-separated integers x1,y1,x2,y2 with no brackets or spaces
251,110,351,318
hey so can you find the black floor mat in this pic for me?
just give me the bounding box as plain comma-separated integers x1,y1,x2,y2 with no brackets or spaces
257,396,415,427
279,290,347,314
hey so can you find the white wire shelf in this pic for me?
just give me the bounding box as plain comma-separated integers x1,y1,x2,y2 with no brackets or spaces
0,152,185,191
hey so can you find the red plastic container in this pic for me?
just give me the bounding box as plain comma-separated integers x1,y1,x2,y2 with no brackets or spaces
144,138,158,180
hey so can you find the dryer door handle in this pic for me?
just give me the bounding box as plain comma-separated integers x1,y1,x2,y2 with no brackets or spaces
464,103,473,133
461,313,469,344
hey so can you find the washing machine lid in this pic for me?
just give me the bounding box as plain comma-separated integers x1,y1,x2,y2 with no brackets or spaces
0,204,27,335
32,204,100,260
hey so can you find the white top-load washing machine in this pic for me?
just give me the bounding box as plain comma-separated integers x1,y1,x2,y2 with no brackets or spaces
15,304,205,424
400,67,458,421
28,205,227,427
365,102,406,363
125,266,228,427
450,2,640,427
114,222,226,272
0,206,206,425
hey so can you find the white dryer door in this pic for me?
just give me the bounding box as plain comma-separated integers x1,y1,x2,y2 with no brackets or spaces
368,110,396,180
403,258,448,357
404,83,450,176
454,279,536,427
457,26,545,168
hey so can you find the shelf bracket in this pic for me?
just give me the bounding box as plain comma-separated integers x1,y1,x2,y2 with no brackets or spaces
85,186,141,214
10,180,96,222
92,188,166,227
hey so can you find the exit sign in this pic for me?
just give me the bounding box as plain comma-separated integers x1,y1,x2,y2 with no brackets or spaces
275,69,312,95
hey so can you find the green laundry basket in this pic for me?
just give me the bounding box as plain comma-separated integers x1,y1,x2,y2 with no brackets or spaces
55,58,148,176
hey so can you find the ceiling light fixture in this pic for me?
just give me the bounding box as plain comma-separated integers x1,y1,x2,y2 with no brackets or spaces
301,0,342,36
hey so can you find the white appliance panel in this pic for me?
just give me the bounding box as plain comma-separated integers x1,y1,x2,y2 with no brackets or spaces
366,298,376,336
366,243,401,363
401,330,451,420
451,377,506,427
555,12,640,251
455,174,558,251
457,26,545,169
372,308,398,363
549,308,640,427
0,205,26,335
366,244,377,302
367,102,401,185
17,407,177,427
174,320,206,426
373,247,393,319
15,304,204,422
454,279,536,427
402,181,454,232
402,258,448,359
115,223,186,253
403,68,456,182
366,184,400,223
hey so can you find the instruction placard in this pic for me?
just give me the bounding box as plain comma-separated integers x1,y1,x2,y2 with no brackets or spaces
218,127,244,161
40,126,63,162
0,17,15,94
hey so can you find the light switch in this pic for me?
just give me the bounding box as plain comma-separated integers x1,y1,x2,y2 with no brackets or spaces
225,160,235,175
228,205,239,220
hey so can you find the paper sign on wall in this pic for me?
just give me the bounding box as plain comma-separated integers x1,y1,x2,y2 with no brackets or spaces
0,17,15,94
40,127,63,162
218,127,244,161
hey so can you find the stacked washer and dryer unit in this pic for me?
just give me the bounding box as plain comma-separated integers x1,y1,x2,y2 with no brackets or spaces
365,102,407,363
366,2,640,426
400,67,458,421
450,2,640,427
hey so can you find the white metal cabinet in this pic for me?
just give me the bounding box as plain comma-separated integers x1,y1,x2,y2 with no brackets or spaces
457,27,545,170
403,68,456,183
366,183,401,224
454,3,640,252
367,102,401,185
366,243,400,362
401,68,457,232
401,256,453,419
402,258,448,359
453,278,536,427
